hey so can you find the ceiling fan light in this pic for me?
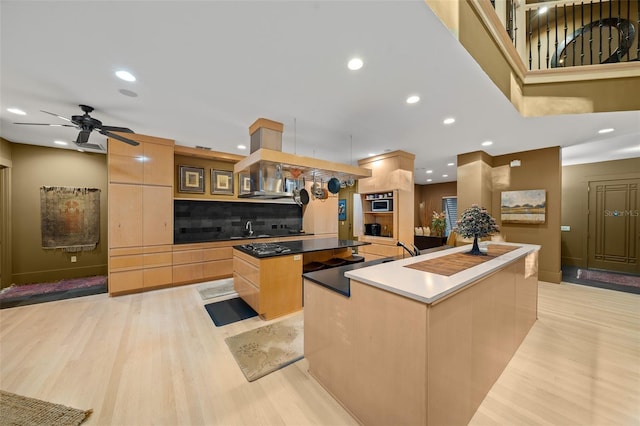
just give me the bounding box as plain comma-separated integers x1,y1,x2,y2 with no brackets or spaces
115,70,136,82
443,117,455,125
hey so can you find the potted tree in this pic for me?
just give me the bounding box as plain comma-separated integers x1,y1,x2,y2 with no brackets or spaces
455,204,499,255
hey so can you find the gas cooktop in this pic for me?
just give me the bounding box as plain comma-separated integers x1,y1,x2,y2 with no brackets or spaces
240,243,292,256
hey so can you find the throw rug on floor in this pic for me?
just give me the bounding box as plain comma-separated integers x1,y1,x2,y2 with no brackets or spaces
225,314,304,382
196,278,236,300
577,269,640,288
0,276,107,300
0,390,92,426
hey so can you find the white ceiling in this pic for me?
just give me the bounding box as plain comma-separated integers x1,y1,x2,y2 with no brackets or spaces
1,1,638,184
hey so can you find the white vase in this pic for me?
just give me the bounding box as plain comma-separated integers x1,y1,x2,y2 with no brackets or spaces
424,226,431,236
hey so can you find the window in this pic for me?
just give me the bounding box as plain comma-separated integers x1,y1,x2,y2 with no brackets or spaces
442,197,457,237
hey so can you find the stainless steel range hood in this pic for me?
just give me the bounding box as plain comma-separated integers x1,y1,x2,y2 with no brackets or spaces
235,118,372,199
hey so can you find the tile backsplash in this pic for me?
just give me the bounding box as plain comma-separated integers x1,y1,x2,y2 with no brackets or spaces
174,200,303,244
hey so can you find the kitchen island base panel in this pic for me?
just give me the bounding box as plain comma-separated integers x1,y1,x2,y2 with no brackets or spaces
304,254,538,426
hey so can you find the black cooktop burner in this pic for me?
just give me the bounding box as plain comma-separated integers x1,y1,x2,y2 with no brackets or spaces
241,243,292,256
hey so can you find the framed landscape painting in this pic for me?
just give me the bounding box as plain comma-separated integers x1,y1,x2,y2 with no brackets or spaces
500,189,546,224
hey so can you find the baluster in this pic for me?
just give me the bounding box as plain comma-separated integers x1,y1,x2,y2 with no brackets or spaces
537,8,542,69
598,0,603,64
589,1,593,65
546,6,550,68
572,2,576,66
580,2,585,66
625,0,631,61
512,0,518,49
608,0,613,61
563,4,568,66
528,9,533,70
554,5,558,67
637,0,640,61
616,3,622,61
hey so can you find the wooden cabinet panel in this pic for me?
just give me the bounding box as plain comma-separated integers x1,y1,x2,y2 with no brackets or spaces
172,263,203,283
143,266,173,288
202,259,233,280
109,154,143,184
202,247,233,261
143,143,174,186
109,270,143,294
109,138,143,157
172,249,205,265
359,243,401,257
233,273,260,313
233,256,260,287
143,186,173,246
110,254,143,271
143,252,173,267
109,184,143,248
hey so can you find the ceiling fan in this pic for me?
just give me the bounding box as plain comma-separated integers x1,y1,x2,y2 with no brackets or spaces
14,104,139,149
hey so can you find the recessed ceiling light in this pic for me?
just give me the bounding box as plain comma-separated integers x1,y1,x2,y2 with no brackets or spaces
482,140,493,146
7,107,26,115
598,128,614,134
442,174,448,178
368,153,376,157
447,162,454,166
54,140,68,146
237,144,246,150
77,149,85,152
115,70,136,82
347,58,363,71
406,95,420,104
443,117,455,125
427,179,432,182
426,170,433,174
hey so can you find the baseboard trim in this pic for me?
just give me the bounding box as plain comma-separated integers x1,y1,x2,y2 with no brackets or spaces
11,265,107,285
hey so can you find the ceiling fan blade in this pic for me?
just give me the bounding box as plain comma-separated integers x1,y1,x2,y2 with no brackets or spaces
101,130,140,146
76,130,91,144
13,122,76,127
74,142,105,151
41,110,72,122
101,125,134,133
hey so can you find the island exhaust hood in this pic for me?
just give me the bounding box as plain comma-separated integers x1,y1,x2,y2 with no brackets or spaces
235,118,372,199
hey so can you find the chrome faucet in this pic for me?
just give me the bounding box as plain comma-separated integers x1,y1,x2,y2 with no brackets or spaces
397,241,419,257
245,220,253,236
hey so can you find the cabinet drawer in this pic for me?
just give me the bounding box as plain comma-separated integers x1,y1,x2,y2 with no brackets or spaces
233,274,260,314
143,266,173,288
202,247,233,262
143,251,173,267
172,263,203,284
233,256,260,288
203,259,233,280
110,255,143,271
109,153,143,184
109,270,143,293
173,249,204,265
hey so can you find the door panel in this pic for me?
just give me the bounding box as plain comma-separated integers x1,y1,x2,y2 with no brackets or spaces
588,179,639,274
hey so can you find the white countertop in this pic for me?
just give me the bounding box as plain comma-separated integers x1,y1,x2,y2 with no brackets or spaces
345,242,540,304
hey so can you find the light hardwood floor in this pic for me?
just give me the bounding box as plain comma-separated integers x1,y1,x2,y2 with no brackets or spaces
0,281,638,425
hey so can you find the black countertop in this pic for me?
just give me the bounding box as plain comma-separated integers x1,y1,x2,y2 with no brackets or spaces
233,238,370,258
174,232,309,245
303,246,450,297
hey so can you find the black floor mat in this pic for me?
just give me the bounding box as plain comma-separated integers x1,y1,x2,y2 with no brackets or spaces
204,297,258,327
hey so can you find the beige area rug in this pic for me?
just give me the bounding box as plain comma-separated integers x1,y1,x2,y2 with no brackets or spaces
225,314,304,382
0,390,92,426
196,278,236,301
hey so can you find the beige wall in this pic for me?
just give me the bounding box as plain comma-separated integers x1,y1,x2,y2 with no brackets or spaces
10,143,108,285
561,157,640,267
414,182,457,228
456,147,562,283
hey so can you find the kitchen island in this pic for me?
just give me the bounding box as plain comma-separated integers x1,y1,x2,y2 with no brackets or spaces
232,237,369,320
303,242,540,426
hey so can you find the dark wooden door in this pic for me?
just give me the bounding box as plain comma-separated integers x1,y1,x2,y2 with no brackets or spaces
338,184,358,240
588,179,639,274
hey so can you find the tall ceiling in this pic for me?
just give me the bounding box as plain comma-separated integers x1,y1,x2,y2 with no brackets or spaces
1,1,638,184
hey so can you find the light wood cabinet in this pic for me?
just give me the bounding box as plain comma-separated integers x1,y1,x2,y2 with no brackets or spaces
357,150,414,261
233,249,303,320
172,243,234,285
107,134,175,295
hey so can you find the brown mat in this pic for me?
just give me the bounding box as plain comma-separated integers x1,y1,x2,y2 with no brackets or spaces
0,390,92,426
405,244,519,276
